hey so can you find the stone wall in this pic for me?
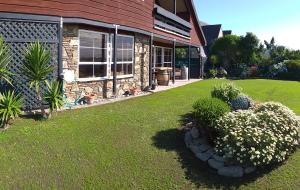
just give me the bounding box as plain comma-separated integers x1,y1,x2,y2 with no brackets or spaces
62,24,150,101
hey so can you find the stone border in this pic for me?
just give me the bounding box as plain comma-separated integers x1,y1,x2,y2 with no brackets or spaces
184,124,256,178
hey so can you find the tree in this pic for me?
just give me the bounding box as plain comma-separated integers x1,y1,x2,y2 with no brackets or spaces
22,42,54,116
239,32,261,66
211,35,241,71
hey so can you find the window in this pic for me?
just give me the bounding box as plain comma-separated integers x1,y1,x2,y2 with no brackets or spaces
154,46,172,68
164,48,172,67
79,30,108,79
111,35,134,76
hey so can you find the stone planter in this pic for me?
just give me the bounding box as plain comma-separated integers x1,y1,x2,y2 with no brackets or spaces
183,125,257,178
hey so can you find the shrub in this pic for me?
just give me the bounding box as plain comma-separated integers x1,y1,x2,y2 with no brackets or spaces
279,60,300,81
22,42,54,117
193,98,230,142
268,62,287,78
0,91,22,128
211,83,241,104
231,94,253,111
217,67,228,78
44,80,64,118
207,69,218,78
214,102,300,167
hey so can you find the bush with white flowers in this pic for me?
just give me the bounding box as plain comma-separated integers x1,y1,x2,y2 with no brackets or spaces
214,102,300,167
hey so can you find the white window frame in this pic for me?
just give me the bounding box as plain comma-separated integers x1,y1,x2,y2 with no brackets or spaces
153,46,173,68
78,29,109,81
110,34,135,79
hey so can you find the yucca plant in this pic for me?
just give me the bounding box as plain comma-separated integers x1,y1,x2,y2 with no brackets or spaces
0,37,13,85
0,91,22,128
22,42,54,116
44,80,63,118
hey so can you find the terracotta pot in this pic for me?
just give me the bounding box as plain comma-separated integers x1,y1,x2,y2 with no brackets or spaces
85,94,97,104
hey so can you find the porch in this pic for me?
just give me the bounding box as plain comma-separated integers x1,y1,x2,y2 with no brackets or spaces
149,35,206,88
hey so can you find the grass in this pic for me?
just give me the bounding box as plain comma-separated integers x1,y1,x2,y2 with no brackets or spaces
0,79,299,189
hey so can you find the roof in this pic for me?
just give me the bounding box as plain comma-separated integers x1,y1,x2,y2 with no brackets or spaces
190,0,207,46
223,30,232,36
201,24,222,45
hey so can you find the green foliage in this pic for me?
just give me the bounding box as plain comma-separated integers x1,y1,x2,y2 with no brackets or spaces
217,67,227,78
211,35,241,71
22,42,54,115
210,54,219,67
193,98,230,143
231,94,253,110
239,32,261,66
281,60,300,81
22,42,53,94
44,80,64,114
211,83,241,104
193,98,230,128
0,91,22,127
0,37,13,85
215,102,300,167
207,69,217,78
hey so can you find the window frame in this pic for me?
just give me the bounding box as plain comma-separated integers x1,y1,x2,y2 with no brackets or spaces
110,34,135,79
78,29,109,81
153,46,173,68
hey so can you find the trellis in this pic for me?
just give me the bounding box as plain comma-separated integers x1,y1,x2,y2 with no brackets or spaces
0,19,60,109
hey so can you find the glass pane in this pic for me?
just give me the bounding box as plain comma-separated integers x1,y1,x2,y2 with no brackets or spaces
79,65,93,78
117,36,123,49
122,50,128,62
80,48,93,62
127,50,133,62
117,50,122,62
128,64,133,74
94,34,107,49
80,36,93,47
94,65,107,77
117,64,123,75
94,49,107,62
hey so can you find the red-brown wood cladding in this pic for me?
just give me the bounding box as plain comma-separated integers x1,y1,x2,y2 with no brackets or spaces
0,0,204,46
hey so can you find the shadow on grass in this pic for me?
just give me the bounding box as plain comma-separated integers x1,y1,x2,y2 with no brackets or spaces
20,113,46,122
152,113,282,189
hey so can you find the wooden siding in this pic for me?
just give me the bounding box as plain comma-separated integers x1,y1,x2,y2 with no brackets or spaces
0,0,204,46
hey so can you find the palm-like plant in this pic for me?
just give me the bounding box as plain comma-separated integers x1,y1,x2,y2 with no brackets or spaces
44,80,63,118
0,37,13,85
0,91,22,128
22,42,54,116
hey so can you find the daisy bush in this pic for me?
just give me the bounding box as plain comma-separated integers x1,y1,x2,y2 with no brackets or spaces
214,102,300,167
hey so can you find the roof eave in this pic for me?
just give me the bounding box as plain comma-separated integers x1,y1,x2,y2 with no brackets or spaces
190,0,207,46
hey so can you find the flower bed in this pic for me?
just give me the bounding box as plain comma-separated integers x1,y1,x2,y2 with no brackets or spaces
185,83,300,178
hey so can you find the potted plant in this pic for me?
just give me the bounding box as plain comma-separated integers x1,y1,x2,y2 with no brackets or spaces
85,93,97,104
130,87,138,96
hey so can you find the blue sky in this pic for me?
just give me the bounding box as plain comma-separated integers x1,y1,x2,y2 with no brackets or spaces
194,0,300,50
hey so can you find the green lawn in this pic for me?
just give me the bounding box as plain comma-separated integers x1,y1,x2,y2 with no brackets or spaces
0,79,299,189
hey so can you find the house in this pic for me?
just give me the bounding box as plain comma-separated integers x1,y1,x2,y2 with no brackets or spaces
0,0,206,109
201,23,232,71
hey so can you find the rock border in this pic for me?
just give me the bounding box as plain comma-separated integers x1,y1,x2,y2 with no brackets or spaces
184,124,256,178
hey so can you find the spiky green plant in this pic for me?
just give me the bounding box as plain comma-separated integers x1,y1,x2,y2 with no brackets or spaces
0,37,13,85
0,91,22,128
44,80,63,117
22,42,54,116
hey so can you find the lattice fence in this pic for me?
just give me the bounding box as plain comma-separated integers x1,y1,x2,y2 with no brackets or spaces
0,19,59,110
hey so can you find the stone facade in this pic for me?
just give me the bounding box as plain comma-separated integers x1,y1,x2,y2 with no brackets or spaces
62,24,150,101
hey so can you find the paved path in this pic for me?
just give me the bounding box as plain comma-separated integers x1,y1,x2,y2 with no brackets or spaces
63,79,202,111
